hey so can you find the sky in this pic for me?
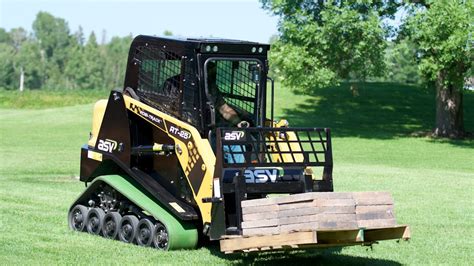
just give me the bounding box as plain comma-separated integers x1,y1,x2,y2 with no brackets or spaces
0,0,279,43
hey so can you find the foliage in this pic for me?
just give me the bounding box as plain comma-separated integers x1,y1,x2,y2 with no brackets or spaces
382,39,421,84
404,0,473,137
406,0,472,88
0,12,132,91
262,0,398,93
0,43,15,88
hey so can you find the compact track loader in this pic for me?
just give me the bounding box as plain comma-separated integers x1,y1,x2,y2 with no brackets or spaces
68,36,410,252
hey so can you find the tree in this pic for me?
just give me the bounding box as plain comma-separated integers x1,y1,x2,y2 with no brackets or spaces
82,32,104,89
73,26,85,47
0,28,12,43
103,35,133,89
65,32,104,89
0,43,15,89
261,0,399,94
9,27,28,52
32,11,71,88
384,39,421,84
15,40,44,89
32,12,70,58
406,1,473,137
8,27,29,91
64,45,84,89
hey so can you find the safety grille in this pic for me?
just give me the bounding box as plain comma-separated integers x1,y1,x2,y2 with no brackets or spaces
216,127,332,168
135,45,182,117
210,60,258,114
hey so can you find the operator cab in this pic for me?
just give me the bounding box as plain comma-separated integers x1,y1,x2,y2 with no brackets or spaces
123,35,270,136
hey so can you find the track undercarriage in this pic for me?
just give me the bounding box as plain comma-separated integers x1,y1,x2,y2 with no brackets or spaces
68,175,198,250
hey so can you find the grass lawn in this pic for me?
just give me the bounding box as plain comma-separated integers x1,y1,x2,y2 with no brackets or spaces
0,88,110,109
0,83,473,264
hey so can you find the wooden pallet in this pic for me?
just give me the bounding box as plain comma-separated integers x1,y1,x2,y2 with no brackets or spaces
220,225,410,253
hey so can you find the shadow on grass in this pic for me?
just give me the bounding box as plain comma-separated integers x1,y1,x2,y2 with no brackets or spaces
206,244,401,265
280,82,474,142
426,137,474,149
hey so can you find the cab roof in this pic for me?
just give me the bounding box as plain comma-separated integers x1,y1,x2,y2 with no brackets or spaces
131,35,270,55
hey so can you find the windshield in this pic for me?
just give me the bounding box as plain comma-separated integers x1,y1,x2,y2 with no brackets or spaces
205,59,263,127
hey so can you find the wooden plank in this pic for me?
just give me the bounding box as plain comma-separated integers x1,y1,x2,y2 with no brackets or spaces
316,228,364,244
280,222,319,233
244,206,355,222
242,226,279,236
279,214,319,225
278,213,357,226
278,200,315,210
356,211,394,220
241,218,279,229
358,218,396,228
278,204,355,218
316,213,357,222
356,205,393,214
243,211,278,221
353,192,393,205
364,225,411,241
278,207,323,218
221,228,365,253
241,192,354,208
241,196,282,208
242,204,278,215
313,198,355,207
245,205,356,220
220,231,317,252
318,221,359,229
321,206,356,214
242,192,393,208
276,192,353,201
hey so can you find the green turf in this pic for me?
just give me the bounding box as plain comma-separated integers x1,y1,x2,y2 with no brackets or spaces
0,88,110,109
0,83,473,264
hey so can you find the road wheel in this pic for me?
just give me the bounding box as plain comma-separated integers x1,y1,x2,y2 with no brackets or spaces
118,215,139,244
86,208,105,235
136,218,155,247
102,212,122,239
68,205,89,231
153,222,169,250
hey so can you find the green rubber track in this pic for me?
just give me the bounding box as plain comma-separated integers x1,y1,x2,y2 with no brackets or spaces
70,175,198,250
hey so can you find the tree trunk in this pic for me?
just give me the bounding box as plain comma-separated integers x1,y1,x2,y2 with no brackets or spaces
350,83,359,97
19,67,24,92
433,71,464,138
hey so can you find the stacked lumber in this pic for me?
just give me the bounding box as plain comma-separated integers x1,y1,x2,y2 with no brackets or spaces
241,192,395,236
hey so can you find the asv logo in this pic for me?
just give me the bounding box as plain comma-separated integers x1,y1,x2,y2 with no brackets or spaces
224,131,245,141
244,169,278,183
97,139,118,153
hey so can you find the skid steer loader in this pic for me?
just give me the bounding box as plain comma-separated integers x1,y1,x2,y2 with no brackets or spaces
68,35,410,252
